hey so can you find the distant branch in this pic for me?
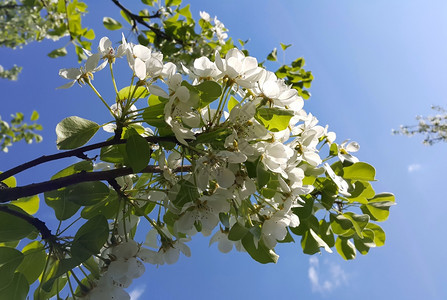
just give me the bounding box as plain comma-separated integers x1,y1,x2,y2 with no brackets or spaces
0,165,191,202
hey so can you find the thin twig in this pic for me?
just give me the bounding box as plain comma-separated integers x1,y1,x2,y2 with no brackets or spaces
110,0,183,45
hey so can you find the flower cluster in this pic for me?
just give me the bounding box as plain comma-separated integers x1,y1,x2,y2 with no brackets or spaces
81,241,145,300
57,32,373,299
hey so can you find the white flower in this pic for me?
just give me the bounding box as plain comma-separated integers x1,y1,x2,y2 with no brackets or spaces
176,191,230,234
209,230,234,253
98,36,126,63
262,142,294,176
57,53,105,89
139,237,191,265
338,140,360,163
199,11,211,22
215,48,263,88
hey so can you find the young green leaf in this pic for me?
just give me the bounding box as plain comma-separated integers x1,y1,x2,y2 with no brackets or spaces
56,116,99,150
255,107,294,132
0,247,24,290
103,17,122,30
342,162,376,181
16,241,46,284
126,133,151,172
335,237,356,260
0,208,36,242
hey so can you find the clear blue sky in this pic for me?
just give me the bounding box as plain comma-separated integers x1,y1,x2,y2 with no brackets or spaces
1,0,447,299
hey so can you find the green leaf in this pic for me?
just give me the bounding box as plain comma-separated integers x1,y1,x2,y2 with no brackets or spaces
65,182,110,206
241,232,278,264
319,219,335,248
342,162,376,181
0,208,36,242
1,173,16,188
255,107,294,132
178,4,193,23
335,237,356,260
227,96,239,113
51,161,93,180
81,191,120,220
0,247,24,290
228,222,249,241
72,215,109,262
45,188,81,221
10,195,39,215
267,48,277,61
195,80,222,107
143,103,168,128
301,229,332,254
354,229,376,255
30,110,39,121
103,17,122,30
347,180,375,204
365,223,386,247
194,127,232,145
261,174,279,198
280,43,292,51
126,133,151,172
0,272,29,300
82,256,100,279
56,116,99,150
166,0,181,6
343,212,370,238
361,193,396,221
256,160,270,188
329,143,338,156
330,213,353,235
291,195,314,220
16,241,46,284
84,29,95,40
142,0,155,5
117,86,149,101
169,180,199,209
47,47,67,58
42,258,79,292
138,33,150,46
100,143,126,163
291,57,304,69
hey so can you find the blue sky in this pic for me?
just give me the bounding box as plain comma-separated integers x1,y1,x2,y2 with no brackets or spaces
2,0,447,299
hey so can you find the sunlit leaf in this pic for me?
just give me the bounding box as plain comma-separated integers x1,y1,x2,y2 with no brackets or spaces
56,116,99,150
103,17,122,30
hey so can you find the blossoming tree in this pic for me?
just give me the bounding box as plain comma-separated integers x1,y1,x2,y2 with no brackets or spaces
0,1,395,299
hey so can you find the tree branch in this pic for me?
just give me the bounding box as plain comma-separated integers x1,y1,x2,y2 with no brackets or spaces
0,165,192,202
110,0,183,45
0,135,178,183
0,205,55,241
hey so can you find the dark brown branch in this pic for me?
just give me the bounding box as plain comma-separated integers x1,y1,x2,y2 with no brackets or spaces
0,205,54,241
0,165,192,202
0,135,178,183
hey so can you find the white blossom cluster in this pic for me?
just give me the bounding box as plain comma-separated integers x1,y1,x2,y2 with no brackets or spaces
80,241,144,300
59,34,361,299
